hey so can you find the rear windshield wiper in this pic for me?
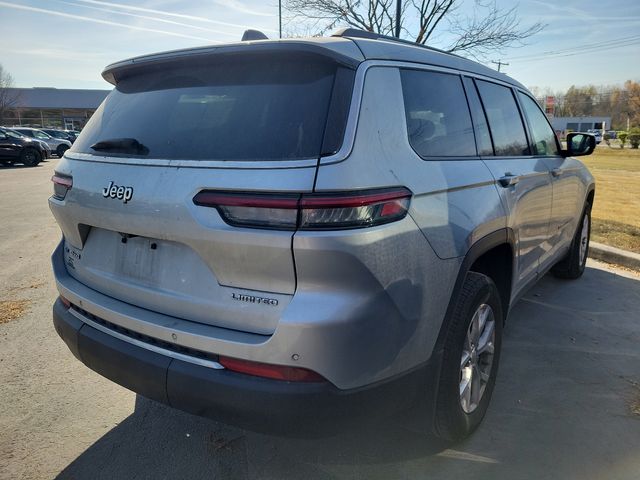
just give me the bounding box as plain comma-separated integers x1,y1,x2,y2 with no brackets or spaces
90,138,149,155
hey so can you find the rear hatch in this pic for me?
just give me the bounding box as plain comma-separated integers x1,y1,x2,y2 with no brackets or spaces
50,43,358,335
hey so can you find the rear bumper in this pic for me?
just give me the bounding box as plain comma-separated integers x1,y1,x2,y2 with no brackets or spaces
53,298,438,435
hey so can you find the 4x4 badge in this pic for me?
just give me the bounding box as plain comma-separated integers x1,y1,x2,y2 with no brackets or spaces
102,181,134,203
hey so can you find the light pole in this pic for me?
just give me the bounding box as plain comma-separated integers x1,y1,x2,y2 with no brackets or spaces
279,0,282,38
395,0,401,38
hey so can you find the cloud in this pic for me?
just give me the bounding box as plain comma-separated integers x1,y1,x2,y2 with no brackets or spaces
210,0,275,17
55,0,239,38
72,0,278,32
0,1,218,41
19,47,113,61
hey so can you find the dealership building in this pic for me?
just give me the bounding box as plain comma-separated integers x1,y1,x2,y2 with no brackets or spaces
549,116,612,134
1,87,110,130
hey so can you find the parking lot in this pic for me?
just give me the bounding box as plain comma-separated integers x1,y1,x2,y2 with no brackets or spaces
1,158,639,480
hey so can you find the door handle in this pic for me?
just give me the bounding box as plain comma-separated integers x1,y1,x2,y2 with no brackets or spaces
498,173,520,187
551,168,563,177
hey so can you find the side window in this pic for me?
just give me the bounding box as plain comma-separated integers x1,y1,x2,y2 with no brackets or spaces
462,77,494,156
518,92,559,156
476,80,530,156
400,69,476,158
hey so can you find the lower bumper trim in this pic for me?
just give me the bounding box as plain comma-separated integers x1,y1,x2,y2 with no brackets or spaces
53,298,436,435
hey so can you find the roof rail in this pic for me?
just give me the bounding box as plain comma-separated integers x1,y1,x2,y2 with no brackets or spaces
331,27,455,56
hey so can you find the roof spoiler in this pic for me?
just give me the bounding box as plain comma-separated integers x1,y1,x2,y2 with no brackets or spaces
241,29,268,41
101,43,361,86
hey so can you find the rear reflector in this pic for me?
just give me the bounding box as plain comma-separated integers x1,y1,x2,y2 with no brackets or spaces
193,187,411,230
218,356,326,382
59,295,71,309
51,173,73,200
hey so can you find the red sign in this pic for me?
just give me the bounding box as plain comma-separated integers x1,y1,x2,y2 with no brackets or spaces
545,96,555,116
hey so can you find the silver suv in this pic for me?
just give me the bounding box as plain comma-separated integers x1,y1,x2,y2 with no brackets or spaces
50,29,595,440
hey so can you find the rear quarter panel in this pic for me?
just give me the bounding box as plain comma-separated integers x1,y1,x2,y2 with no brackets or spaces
306,65,507,386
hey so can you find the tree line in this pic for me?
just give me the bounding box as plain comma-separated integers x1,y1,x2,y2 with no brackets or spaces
530,81,640,130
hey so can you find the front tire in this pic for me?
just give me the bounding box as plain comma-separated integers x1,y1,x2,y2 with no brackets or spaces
552,207,591,279
434,272,503,442
20,148,41,167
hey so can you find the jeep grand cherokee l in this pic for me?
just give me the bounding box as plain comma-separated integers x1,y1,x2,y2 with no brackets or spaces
50,28,595,440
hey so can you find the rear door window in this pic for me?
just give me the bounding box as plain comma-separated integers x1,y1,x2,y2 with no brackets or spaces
476,80,530,156
400,69,476,158
72,54,351,161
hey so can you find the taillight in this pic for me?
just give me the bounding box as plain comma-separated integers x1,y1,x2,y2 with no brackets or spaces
51,173,72,200
193,187,412,230
193,191,299,230
218,356,326,382
299,189,411,230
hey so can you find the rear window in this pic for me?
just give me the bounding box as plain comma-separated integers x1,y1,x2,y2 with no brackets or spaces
400,69,476,158
72,54,352,161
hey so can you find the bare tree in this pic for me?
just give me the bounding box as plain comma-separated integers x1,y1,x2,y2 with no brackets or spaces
284,0,544,59
0,64,20,125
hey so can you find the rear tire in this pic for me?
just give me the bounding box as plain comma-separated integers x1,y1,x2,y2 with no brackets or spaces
434,272,503,442
20,148,41,167
552,207,591,279
56,144,69,157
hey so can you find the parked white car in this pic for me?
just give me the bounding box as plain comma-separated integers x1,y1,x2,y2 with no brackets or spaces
587,129,602,144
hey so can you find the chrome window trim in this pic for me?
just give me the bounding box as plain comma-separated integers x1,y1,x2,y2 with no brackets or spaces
67,60,525,169
320,59,528,166
69,307,225,370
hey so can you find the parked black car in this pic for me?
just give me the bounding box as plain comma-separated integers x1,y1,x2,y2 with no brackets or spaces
0,127,45,166
7,128,53,158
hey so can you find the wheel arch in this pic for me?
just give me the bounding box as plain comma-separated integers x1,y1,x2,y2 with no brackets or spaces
434,228,515,354
585,185,595,210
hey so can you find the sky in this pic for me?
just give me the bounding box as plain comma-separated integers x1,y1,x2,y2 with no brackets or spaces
0,0,639,92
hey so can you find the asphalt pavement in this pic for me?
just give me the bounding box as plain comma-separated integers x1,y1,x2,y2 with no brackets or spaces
1,159,639,480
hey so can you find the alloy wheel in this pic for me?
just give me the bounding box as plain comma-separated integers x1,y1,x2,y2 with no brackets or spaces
459,303,496,414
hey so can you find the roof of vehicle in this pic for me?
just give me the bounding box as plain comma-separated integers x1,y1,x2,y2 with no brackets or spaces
102,29,526,91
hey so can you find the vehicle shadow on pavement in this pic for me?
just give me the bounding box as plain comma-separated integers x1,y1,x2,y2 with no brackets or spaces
55,265,640,480
56,395,449,480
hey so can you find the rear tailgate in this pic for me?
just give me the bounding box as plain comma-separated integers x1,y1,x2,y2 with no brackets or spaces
50,44,357,335
51,160,314,335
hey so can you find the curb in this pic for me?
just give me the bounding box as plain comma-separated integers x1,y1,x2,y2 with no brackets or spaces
589,242,640,270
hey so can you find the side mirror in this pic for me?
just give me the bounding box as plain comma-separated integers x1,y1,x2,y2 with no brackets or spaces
564,132,596,157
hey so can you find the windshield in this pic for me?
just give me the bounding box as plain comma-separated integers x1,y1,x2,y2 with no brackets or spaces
3,129,27,139
33,130,52,139
72,54,352,161
46,130,66,139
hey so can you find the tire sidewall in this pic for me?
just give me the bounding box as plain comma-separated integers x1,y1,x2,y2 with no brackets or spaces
57,145,69,157
436,273,503,440
21,148,41,167
577,209,591,272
